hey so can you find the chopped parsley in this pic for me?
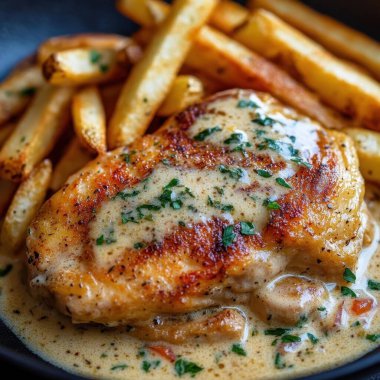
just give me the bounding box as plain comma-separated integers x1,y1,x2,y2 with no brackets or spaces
117,189,140,200
231,343,247,356
222,225,236,247
307,333,319,344
111,364,128,371
231,142,252,156
96,228,116,245
19,87,36,97
291,156,312,169
256,169,272,178
341,286,357,298
174,358,203,377
366,334,380,342
296,315,308,328
289,135,296,143
317,306,326,312
193,126,221,141
207,196,234,212
343,268,356,283
255,129,267,137
240,221,255,235
276,178,292,189
214,186,224,195
164,178,180,190
264,328,291,336
0,264,13,277
224,133,244,145
258,138,281,152
351,321,361,327
237,99,258,108
142,359,160,372
281,334,301,343
133,242,146,249
178,221,186,227
274,353,285,369
263,198,281,210
252,115,276,127
368,279,380,291
89,50,102,64
218,165,245,180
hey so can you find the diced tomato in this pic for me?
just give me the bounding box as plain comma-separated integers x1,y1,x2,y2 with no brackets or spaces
351,298,374,315
148,345,176,362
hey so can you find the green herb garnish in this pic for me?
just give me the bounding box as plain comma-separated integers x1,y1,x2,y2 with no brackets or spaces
263,198,281,210
231,343,247,356
224,133,243,145
222,225,236,247
264,328,291,336
366,334,380,342
343,268,356,283
276,178,292,189
194,126,222,141
252,115,276,127
341,286,357,298
274,353,285,369
256,169,272,178
291,157,312,169
307,333,319,344
218,165,245,180
240,221,255,235
368,279,380,291
89,50,101,63
134,242,146,249
281,335,301,343
207,196,234,212
237,99,258,108
296,315,308,328
111,364,128,371
174,358,203,377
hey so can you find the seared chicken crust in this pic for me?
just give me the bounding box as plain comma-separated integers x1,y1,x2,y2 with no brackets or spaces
27,89,365,326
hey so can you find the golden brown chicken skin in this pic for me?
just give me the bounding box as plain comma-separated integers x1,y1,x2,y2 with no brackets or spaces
27,89,366,327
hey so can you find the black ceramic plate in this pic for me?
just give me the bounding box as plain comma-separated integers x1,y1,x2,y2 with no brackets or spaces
0,1,379,379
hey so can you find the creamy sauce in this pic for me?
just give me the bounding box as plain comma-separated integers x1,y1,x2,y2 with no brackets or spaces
1,93,380,379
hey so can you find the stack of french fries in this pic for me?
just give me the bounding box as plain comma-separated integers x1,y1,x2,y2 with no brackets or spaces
0,0,379,253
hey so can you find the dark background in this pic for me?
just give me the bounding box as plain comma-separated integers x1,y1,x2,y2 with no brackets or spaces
0,0,379,379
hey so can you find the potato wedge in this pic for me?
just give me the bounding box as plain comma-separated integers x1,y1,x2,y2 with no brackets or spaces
0,85,73,182
50,138,93,192
209,0,249,33
38,33,136,64
234,10,380,131
0,65,44,126
158,75,204,117
0,180,16,216
249,0,380,80
121,0,349,131
108,0,217,148
1,159,52,253
72,86,106,154
0,123,13,147
43,47,130,86
344,128,380,184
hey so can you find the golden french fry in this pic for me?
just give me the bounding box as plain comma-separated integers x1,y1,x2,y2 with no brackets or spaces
0,84,73,182
50,138,93,192
0,123,13,147
116,0,168,27
233,10,380,131
108,0,217,148
42,47,130,86
121,0,349,132
0,66,44,126
209,0,249,33
249,0,380,80
344,128,380,184
0,180,16,216
72,86,106,154
1,159,52,252
158,75,204,117
38,33,136,64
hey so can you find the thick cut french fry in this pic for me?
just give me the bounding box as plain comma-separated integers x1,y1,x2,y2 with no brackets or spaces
50,138,93,192
109,0,217,148
158,75,204,117
344,128,380,184
209,0,249,33
43,47,130,86
249,0,380,80
1,159,52,252
38,33,136,64
0,85,73,182
0,66,44,126
120,0,349,132
233,10,380,131
0,180,16,216
0,123,13,147
72,86,106,154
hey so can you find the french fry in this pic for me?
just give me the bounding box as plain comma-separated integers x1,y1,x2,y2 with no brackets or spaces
0,123,13,147
248,0,380,80
50,138,93,191
158,75,204,117
1,159,52,252
72,86,106,154
233,10,380,131
344,128,380,184
0,65,44,126
0,180,16,216
38,33,136,64
43,47,129,86
119,0,349,131
209,0,249,33
108,0,217,148
0,84,73,182
100,84,123,122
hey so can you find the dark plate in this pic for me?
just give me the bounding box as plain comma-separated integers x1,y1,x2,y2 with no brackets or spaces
0,0,379,379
